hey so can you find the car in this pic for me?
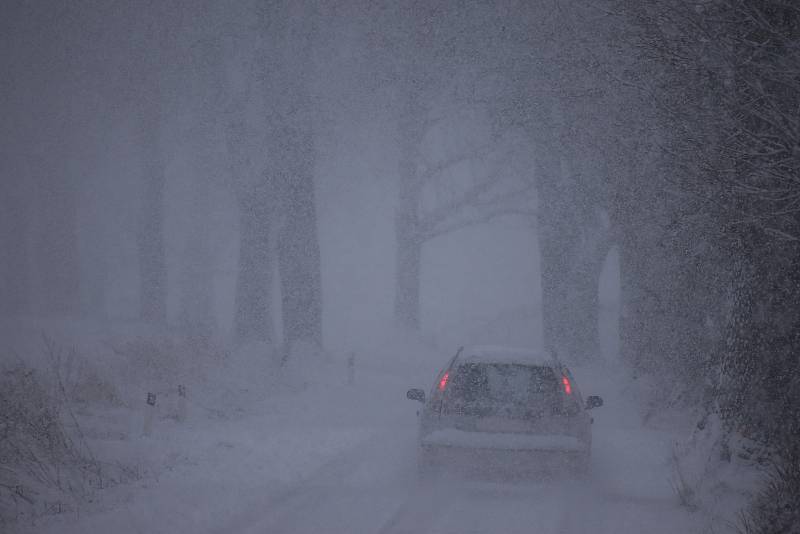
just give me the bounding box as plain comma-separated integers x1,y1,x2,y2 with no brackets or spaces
406,345,603,477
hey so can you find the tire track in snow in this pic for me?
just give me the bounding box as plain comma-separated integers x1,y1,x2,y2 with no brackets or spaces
210,429,385,534
378,476,573,534
376,482,455,534
214,426,417,534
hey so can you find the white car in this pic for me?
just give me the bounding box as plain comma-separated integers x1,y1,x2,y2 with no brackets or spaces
406,346,603,476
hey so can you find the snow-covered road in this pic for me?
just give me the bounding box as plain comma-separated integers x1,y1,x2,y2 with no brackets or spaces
20,362,703,534
210,364,699,534
215,417,695,533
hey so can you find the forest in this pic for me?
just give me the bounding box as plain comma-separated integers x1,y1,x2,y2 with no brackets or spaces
1,1,798,532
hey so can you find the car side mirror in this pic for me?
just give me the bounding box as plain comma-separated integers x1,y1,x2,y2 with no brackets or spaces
586,395,603,410
406,388,425,403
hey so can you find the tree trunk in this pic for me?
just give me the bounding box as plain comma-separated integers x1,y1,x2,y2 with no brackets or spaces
535,136,576,359
538,219,574,357
277,134,323,354
138,128,167,324
234,181,275,344
539,209,607,363
178,176,215,337
565,239,609,359
0,176,29,316
35,165,80,316
394,223,422,330
534,129,605,362
617,228,647,372
393,92,424,329
79,176,109,320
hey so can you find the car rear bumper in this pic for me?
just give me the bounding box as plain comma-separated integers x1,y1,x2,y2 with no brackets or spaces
421,428,586,453
419,442,588,477
418,429,589,476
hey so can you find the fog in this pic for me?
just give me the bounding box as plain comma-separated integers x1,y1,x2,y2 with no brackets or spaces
2,1,798,533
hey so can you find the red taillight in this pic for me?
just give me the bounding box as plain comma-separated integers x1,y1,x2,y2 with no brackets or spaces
438,371,450,391
561,375,572,395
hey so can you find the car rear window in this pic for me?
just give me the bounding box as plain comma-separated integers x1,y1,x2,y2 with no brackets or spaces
446,363,561,415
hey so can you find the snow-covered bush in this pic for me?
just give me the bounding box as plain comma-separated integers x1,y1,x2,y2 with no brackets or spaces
109,335,184,386
0,338,137,526
741,447,800,534
41,334,122,408
0,361,97,524
669,445,699,512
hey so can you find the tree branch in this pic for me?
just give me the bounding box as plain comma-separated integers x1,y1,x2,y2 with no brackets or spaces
420,181,536,242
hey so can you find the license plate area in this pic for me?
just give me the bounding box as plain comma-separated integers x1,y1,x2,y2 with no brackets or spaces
474,416,529,433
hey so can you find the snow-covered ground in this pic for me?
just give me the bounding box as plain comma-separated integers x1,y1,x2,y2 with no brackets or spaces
7,338,754,534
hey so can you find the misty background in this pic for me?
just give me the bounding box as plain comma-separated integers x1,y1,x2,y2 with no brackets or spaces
1,1,625,358
1,1,798,533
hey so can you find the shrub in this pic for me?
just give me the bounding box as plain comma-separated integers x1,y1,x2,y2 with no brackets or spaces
740,445,800,534
0,338,136,526
0,362,96,524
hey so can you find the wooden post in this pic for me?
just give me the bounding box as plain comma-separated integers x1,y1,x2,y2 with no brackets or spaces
347,352,355,386
177,384,187,422
143,392,157,436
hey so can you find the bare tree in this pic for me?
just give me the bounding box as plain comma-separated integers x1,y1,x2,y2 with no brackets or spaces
32,141,81,316
176,36,226,338
277,158,323,352
0,167,30,316
137,99,168,325
231,166,277,344
271,1,324,355
226,0,324,353
484,2,618,362
606,2,800,527
394,113,534,329
389,4,535,330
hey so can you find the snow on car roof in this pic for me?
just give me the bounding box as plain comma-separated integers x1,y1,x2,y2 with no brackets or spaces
458,345,557,366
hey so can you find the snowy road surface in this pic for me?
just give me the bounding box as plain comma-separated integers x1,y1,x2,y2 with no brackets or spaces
21,363,701,534
214,415,694,534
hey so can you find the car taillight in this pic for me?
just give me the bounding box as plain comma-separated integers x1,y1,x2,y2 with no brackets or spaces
438,371,450,391
561,375,572,395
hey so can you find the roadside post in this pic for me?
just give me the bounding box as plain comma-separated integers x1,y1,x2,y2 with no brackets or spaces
177,384,187,422
143,392,157,436
347,352,355,386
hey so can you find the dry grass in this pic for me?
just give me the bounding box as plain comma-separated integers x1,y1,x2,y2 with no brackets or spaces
739,447,800,534
0,336,136,526
669,445,699,512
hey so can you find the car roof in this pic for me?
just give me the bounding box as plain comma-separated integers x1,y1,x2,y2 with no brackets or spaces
457,345,558,367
